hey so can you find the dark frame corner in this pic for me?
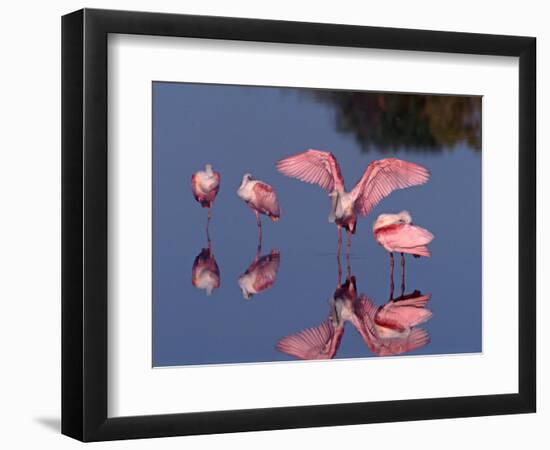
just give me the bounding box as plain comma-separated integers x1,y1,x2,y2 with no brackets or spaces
62,8,536,442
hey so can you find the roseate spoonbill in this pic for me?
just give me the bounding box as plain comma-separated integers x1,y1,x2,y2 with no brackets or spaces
353,292,432,356
191,244,220,296
276,150,430,257
237,174,280,246
373,211,434,296
191,164,220,234
238,249,280,299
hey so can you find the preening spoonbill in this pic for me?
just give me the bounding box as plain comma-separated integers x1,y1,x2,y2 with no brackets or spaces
238,249,281,299
276,150,430,256
237,173,280,245
373,211,434,296
191,164,220,230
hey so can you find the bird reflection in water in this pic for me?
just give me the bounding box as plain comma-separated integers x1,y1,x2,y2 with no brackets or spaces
191,235,220,297
354,290,432,356
276,260,432,359
276,259,367,360
275,276,359,360
238,246,281,300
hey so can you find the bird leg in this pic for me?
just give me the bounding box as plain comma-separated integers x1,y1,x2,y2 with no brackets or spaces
389,252,395,300
346,230,352,278
336,225,342,285
206,209,211,244
400,252,405,297
337,225,342,258
337,250,342,287
255,210,262,255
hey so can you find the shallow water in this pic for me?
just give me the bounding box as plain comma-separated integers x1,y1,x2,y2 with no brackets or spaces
152,82,482,367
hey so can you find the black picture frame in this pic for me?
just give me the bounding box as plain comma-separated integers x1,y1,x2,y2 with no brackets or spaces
62,8,536,442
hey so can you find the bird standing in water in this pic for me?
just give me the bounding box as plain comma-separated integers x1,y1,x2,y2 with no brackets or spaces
191,164,220,236
276,150,430,260
373,211,434,297
237,173,280,249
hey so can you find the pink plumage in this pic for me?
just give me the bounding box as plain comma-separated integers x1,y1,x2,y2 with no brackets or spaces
251,182,280,220
350,158,430,217
191,247,220,296
191,164,220,209
238,250,281,299
276,149,346,192
276,320,344,360
373,212,434,257
237,174,281,242
351,294,432,357
375,293,433,331
375,328,431,356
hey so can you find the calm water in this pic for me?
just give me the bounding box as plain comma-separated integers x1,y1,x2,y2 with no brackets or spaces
152,82,482,367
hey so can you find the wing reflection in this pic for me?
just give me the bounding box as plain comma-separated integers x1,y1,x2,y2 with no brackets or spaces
276,274,361,360
238,249,281,299
191,239,220,296
276,260,433,359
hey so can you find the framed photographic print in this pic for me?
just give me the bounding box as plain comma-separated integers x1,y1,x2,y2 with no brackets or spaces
61,8,536,442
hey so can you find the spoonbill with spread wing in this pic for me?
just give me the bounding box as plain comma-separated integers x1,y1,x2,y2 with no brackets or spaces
276,150,429,256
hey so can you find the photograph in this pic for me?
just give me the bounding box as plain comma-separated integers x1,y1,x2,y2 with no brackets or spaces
152,82,482,367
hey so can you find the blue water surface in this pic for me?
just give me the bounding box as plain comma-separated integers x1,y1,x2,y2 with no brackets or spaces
152,82,482,367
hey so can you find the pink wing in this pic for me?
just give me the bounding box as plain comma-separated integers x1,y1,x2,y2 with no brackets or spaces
191,173,201,199
351,159,430,216
393,292,431,309
252,182,280,218
375,328,430,356
376,303,433,330
276,320,343,360
276,149,345,192
351,295,380,352
376,223,434,256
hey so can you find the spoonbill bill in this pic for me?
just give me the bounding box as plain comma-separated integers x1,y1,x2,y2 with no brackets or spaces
237,173,280,245
276,150,429,255
373,211,434,296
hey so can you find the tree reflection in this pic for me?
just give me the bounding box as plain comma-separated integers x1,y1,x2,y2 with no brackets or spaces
309,91,481,152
